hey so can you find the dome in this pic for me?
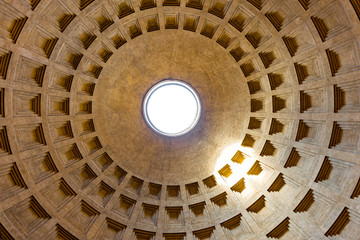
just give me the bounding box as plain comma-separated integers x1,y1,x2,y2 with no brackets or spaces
0,0,359,239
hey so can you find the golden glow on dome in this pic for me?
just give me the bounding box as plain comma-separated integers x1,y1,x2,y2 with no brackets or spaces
214,143,257,187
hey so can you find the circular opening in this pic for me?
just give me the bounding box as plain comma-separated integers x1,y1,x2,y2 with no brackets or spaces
143,80,201,137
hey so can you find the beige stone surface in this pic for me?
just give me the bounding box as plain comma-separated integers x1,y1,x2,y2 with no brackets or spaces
94,31,248,183
0,0,359,239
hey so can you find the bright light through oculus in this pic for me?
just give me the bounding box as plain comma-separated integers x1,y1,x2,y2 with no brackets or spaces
214,143,256,187
143,80,201,137
213,143,259,200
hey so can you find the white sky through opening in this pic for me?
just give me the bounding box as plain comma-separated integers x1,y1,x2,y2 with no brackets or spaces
145,82,200,136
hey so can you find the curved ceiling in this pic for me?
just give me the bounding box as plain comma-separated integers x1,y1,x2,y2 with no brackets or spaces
0,0,360,239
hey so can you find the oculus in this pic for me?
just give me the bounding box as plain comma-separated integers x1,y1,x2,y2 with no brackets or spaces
143,80,201,137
